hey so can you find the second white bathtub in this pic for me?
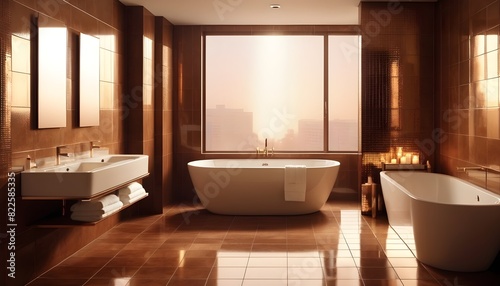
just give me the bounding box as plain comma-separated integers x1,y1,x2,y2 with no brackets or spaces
380,171,500,272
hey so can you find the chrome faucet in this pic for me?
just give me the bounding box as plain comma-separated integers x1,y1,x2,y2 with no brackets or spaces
90,141,101,158
257,138,273,157
56,145,72,165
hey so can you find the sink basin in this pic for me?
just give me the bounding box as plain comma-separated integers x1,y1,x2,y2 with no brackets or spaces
46,162,113,172
21,154,149,199
86,155,142,164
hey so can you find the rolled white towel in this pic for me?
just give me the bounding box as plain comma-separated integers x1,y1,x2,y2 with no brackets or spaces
118,182,143,196
127,192,149,205
71,200,123,216
120,189,147,205
70,194,120,211
119,188,146,199
71,205,122,222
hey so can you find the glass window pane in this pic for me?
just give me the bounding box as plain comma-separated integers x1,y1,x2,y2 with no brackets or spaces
328,35,361,152
205,35,324,152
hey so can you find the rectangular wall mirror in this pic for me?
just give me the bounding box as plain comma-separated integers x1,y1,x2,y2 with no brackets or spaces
38,23,67,128
79,33,100,127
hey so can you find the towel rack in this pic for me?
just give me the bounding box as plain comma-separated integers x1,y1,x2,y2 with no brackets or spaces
457,166,500,189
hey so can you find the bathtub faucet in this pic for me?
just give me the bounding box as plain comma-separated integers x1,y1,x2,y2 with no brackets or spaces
257,138,274,157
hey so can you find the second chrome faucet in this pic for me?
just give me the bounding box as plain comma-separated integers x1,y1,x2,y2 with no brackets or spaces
90,141,101,158
56,145,72,165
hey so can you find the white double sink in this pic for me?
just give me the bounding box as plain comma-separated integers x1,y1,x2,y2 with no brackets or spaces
21,154,149,199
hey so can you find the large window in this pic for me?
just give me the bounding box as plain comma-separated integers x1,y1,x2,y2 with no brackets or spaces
204,34,360,153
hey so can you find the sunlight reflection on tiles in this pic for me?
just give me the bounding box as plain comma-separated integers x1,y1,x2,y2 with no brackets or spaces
327,257,357,268
242,279,288,286
288,280,327,285
288,257,323,268
206,280,243,286
247,257,287,267
288,267,325,279
327,267,361,279
388,257,420,267
391,226,414,240
215,257,249,267
244,267,288,279
384,243,411,250
385,249,416,258
335,249,356,258
216,251,250,258
210,267,246,279
288,250,321,257
109,277,131,285
325,279,364,286
249,251,287,258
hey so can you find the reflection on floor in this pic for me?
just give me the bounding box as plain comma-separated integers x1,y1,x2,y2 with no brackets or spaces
28,198,500,286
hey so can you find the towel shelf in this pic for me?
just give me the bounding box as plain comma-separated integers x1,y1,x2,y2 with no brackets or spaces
33,193,149,228
26,174,150,228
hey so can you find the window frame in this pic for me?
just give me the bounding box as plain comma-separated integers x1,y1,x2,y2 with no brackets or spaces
202,32,361,154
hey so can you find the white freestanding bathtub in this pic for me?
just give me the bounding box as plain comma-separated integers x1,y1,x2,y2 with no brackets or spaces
187,159,340,215
380,171,500,272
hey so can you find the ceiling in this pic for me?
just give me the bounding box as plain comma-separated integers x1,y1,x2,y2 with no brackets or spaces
118,0,359,25
118,0,437,26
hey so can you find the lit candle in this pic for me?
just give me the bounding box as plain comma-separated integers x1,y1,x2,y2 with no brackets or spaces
405,153,412,163
412,155,419,164
391,158,397,164
400,156,407,164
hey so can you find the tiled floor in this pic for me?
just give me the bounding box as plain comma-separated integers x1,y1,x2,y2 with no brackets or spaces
27,198,500,286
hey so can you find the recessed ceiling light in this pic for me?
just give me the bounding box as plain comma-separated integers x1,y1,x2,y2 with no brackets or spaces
270,4,280,9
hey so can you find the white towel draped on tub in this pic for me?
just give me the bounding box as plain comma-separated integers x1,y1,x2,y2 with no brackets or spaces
284,165,307,202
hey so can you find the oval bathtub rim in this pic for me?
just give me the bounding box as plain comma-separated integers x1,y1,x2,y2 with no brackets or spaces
381,171,500,207
187,159,341,169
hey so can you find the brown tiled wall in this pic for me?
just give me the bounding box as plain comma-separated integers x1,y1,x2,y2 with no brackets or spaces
360,2,436,183
1,1,176,283
154,17,174,205
121,7,174,212
9,0,126,214
3,1,133,285
11,0,126,166
1,0,11,284
123,6,161,214
437,0,500,195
